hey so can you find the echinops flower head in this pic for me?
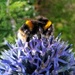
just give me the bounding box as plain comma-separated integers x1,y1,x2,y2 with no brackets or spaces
0,34,75,75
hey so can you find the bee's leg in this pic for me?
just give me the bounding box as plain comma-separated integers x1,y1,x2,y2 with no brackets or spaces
26,36,30,42
37,33,41,39
26,32,32,42
37,27,43,39
46,25,53,36
39,27,43,34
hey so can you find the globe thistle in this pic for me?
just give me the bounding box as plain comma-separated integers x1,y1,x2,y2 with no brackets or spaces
0,34,75,75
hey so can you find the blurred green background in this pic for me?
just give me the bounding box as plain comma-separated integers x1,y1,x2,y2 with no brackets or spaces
0,0,75,52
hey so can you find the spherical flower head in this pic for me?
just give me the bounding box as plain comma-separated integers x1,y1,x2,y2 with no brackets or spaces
0,34,75,75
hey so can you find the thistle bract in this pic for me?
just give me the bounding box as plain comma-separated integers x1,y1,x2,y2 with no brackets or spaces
0,34,75,75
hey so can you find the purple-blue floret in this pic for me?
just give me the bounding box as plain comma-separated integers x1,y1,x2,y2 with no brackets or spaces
0,34,75,75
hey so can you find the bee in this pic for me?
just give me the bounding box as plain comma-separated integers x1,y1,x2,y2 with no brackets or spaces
17,16,53,42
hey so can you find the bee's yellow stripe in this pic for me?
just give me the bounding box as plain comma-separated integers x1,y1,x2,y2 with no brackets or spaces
44,21,52,30
25,20,33,30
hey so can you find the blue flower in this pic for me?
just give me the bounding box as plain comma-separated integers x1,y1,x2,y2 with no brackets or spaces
0,34,75,75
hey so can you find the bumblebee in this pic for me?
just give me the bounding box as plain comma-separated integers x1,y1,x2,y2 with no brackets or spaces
17,16,53,42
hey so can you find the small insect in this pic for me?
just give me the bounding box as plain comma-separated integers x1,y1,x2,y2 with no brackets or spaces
17,16,53,42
